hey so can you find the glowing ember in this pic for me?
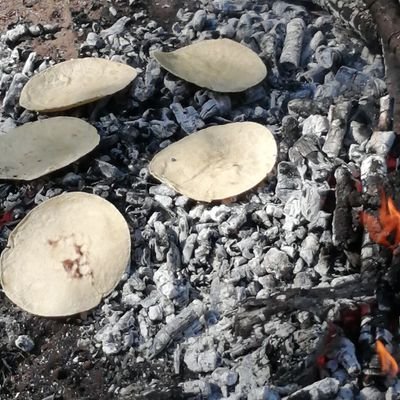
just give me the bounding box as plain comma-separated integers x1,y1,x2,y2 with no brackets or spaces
360,191,400,250
315,322,338,369
316,355,327,368
0,211,13,228
387,154,398,172
376,340,399,377
354,179,363,193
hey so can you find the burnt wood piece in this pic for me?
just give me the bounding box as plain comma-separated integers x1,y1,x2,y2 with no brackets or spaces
382,45,400,135
378,95,392,131
303,0,400,134
359,155,391,281
234,280,375,338
279,18,306,74
323,101,352,159
364,0,400,134
332,166,362,249
303,0,379,51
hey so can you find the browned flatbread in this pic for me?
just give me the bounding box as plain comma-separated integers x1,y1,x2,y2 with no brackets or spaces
0,192,131,316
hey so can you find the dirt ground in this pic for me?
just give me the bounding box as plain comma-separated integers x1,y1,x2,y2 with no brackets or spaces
0,0,88,59
0,0,184,59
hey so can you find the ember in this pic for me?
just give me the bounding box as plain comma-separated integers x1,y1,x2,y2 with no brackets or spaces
376,340,399,378
361,191,400,250
0,210,13,228
387,154,398,172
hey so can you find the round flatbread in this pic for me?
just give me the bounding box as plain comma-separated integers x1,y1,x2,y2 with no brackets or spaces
0,192,131,317
0,117,99,181
153,39,267,92
20,58,138,112
149,122,277,202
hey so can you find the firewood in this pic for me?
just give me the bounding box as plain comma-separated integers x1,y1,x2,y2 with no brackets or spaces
363,0,400,135
234,280,375,338
302,0,379,51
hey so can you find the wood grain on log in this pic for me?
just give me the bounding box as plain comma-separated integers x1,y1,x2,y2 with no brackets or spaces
303,0,379,51
234,280,375,338
364,0,400,134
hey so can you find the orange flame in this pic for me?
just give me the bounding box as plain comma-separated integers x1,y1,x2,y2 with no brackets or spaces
376,340,399,377
360,191,400,250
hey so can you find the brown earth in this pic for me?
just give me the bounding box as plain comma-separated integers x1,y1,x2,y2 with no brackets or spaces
0,0,91,59
0,0,186,60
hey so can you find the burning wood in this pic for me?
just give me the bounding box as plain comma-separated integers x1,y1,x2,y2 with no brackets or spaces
361,191,400,251
376,340,399,378
358,191,400,383
0,210,13,228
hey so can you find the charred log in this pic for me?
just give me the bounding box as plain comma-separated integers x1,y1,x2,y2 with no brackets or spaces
332,166,362,250
364,0,400,134
234,279,375,338
302,0,379,51
302,0,400,134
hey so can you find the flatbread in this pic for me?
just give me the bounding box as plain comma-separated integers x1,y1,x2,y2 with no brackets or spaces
0,117,99,181
149,122,277,202
0,192,131,316
153,39,267,92
20,58,137,112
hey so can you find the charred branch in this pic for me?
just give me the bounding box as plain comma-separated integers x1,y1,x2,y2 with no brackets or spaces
332,166,362,249
279,18,306,74
303,0,379,51
364,0,400,134
234,279,375,338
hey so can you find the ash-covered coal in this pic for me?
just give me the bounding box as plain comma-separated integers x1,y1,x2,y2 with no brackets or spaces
0,0,398,399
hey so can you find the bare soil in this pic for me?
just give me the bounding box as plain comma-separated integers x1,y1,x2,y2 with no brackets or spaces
0,0,88,59
0,0,185,59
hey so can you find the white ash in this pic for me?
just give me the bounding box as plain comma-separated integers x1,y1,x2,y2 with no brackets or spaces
301,114,329,137
211,367,238,388
279,18,306,73
263,248,293,280
285,378,340,399
248,386,281,400
299,233,319,266
2,72,28,116
147,299,205,359
0,117,16,134
378,94,391,130
386,380,400,399
359,386,385,400
3,24,29,44
181,379,212,397
153,262,189,301
348,120,372,145
184,336,220,373
95,309,137,355
366,130,396,157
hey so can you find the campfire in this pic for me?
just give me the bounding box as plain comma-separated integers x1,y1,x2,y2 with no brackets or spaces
2,0,400,399
361,191,400,252
376,340,398,378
